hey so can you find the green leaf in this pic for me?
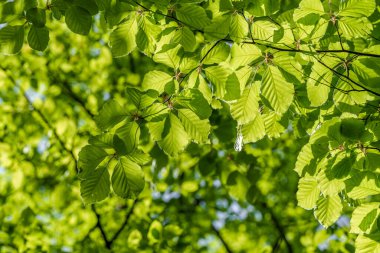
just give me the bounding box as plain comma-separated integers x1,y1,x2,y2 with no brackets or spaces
136,15,161,55
175,89,212,119
158,113,189,156
251,20,278,42
201,42,230,65
333,80,364,114
293,0,325,21
230,84,259,124
178,109,210,143
235,66,254,91
65,6,92,35
24,0,38,11
26,8,46,27
89,134,114,149
204,65,230,98
126,150,151,165
153,44,182,69
172,26,196,52
339,0,376,17
229,13,248,43
224,73,241,101
272,52,303,82
80,166,110,204
352,57,380,88
241,113,265,143
75,0,99,15
0,25,24,55
109,16,138,57
314,195,343,228
204,14,230,41
350,203,379,234
307,61,333,107
95,0,108,11
125,87,158,110
143,103,169,122
175,5,210,29
261,65,294,114
27,25,49,51
356,233,380,253
263,111,285,138
338,17,373,38
297,176,320,210
78,145,108,179
346,172,380,199
295,143,315,176
340,118,364,140
230,43,262,69
116,121,140,154
220,0,233,11
112,157,144,199
94,100,127,130
317,169,346,196
187,71,212,102
142,70,173,94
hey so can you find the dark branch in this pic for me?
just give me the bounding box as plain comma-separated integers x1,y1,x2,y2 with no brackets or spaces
50,74,95,118
260,202,293,253
211,224,234,253
15,81,79,173
92,205,112,249
314,57,380,97
242,40,380,58
129,1,380,60
109,199,138,243
334,22,345,51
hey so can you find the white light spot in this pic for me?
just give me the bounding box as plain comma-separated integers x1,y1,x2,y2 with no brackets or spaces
234,131,243,152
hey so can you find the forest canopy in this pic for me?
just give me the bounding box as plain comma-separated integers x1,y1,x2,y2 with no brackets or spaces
1,0,380,252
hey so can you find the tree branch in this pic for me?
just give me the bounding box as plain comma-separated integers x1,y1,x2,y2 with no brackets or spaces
50,74,95,118
128,1,380,59
314,57,380,97
14,79,79,173
109,199,138,243
91,205,112,249
260,202,293,253
211,224,234,253
243,40,380,58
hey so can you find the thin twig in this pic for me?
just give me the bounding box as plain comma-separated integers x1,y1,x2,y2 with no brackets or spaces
314,57,380,97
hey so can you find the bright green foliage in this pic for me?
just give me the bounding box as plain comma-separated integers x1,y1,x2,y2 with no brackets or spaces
109,16,138,57
0,25,24,54
80,166,110,204
112,157,144,199
1,0,380,251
